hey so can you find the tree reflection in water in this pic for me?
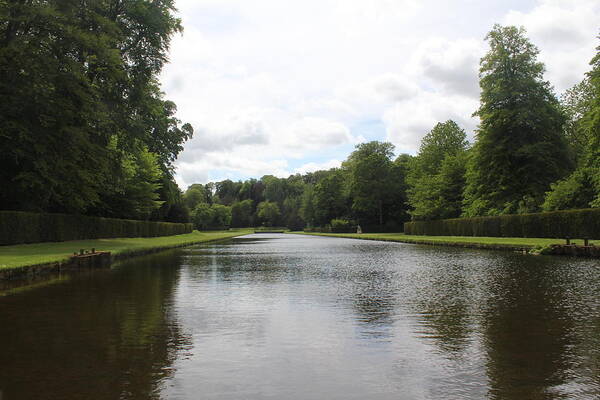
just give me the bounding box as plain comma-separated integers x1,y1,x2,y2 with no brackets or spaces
0,251,191,400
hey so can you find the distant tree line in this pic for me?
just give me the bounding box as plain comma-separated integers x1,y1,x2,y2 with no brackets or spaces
183,142,411,230
0,0,193,222
185,25,600,231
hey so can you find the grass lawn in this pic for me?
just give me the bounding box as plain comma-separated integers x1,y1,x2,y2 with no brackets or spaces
0,230,252,270
292,232,591,248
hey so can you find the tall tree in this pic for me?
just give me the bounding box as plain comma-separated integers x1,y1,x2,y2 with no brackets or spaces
151,175,190,223
561,78,595,162
312,169,348,226
388,154,413,224
343,141,396,226
214,180,241,206
300,185,317,227
257,201,280,227
231,199,253,227
262,176,286,206
463,25,570,216
0,0,192,218
543,38,600,210
184,184,208,211
408,121,469,220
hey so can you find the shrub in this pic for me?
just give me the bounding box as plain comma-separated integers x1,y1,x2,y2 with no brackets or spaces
303,225,332,233
403,208,600,239
0,211,193,245
191,203,232,230
330,219,355,233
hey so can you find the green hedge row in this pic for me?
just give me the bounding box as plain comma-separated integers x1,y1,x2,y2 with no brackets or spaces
403,208,600,239
0,211,193,245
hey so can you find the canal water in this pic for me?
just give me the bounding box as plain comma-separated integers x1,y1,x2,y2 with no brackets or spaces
1,233,600,399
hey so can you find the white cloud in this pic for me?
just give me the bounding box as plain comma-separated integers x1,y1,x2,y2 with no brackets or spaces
175,154,290,189
373,74,420,103
504,0,600,91
415,38,484,99
161,0,600,185
285,117,359,150
179,116,269,160
294,159,342,175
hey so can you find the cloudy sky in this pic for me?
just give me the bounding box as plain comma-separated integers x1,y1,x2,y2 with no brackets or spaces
160,0,600,189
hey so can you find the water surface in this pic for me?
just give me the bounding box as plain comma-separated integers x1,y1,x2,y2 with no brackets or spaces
1,233,599,399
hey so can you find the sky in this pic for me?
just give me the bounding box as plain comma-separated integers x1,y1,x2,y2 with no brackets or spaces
160,0,600,189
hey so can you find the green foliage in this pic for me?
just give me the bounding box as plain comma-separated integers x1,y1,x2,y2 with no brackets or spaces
211,204,233,229
215,180,242,205
184,184,209,211
404,208,600,239
561,78,595,161
119,147,164,218
191,203,212,230
262,176,286,205
231,199,254,227
463,25,571,216
542,168,596,211
282,196,305,231
191,203,231,230
257,201,280,226
0,211,192,245
0,0,192,218
330,219,355,233
344,141,403,226
177,141,412,232
313,169,348,226
528,244,554,255
413,121,468,175
543,38,600,211
300,185,317,227
150,175,190,223
407,121,468,220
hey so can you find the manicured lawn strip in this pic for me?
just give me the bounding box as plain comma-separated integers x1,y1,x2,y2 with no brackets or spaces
292,232,591,248
0,230,251,270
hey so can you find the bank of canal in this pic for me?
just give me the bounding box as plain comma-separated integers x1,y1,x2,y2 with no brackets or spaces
293,231,598,254
0,230,251,279
1,233,599,399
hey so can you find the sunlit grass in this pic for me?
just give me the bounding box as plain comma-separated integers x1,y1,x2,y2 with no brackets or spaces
0,230,252,270
292,232,592,248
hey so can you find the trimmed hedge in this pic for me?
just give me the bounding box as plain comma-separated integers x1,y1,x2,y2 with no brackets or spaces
403,208,600,239
0,211,193,245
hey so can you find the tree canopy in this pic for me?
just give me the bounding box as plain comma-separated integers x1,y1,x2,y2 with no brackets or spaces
543,37,600,211
408,121,469,220
343,141,401,226
463,25,570,216
0,0,192,220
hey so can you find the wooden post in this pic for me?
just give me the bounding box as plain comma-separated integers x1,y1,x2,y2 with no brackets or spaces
566,237,570,245
584,238,589,246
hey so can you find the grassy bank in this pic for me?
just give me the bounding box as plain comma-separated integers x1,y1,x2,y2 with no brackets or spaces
292,232,591,249
0,230,251,271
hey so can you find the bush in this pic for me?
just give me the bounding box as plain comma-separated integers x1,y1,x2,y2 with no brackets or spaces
330,219,355,233
403,208,600,239
303,225,332,233
0,211,193,245
191,203,231,230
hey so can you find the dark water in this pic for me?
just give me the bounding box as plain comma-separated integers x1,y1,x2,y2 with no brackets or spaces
1,234,600,400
